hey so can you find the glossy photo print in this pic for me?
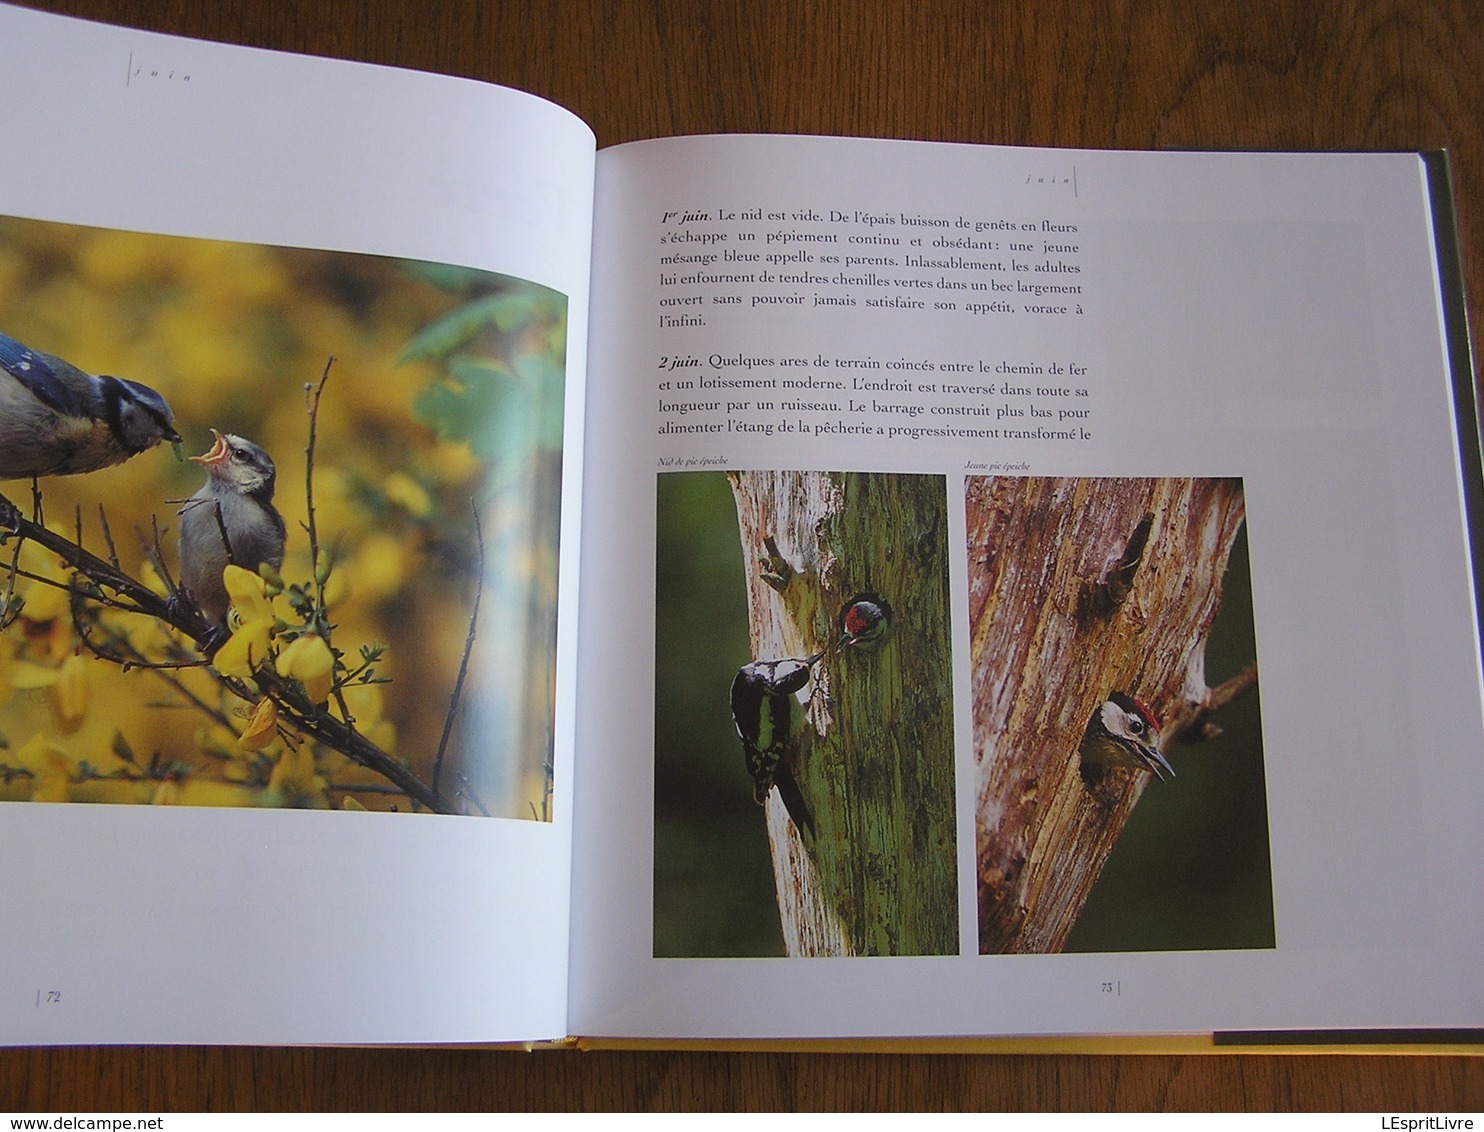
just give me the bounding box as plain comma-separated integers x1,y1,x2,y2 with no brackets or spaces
655,470,957,958
0,215,566,819
966,476,1273,953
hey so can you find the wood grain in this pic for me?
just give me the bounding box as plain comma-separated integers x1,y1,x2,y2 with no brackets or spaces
967,478,1247,954
3,0,1483,1112
2,1045,1483,1110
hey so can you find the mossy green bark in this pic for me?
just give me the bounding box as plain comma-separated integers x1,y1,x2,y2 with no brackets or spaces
729,470,957,957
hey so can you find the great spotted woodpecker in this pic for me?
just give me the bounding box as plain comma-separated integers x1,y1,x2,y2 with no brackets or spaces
1078,691,1175,782
837,594,892,650
729,652,823,835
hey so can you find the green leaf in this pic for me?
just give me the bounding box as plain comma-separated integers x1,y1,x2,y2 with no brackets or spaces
513,352,567,451
398,295,509,363
402,261,503,293
111,731,138,766
416,359,539,484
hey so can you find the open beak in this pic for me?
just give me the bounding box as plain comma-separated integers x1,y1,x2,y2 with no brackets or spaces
190,429,230,468
1141,744,1176,782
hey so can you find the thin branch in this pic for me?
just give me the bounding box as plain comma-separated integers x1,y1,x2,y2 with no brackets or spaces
303,357,334,569
210,499,233,566
2,497,189,624
144,666,239,734
148,513,180,595
433,505,484,795
98,505,121,571
0,535,20,630
301,357,356,732
253,664,449,810
1165,664,1259,747
73,611,206,671
0,486,459,815
456,771,491,818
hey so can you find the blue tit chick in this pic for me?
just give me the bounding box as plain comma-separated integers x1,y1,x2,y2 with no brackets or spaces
0,330,179,478
177,430,287,633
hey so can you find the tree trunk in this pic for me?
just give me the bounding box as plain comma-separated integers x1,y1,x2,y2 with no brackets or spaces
966,476,1247,953
728,471,957,956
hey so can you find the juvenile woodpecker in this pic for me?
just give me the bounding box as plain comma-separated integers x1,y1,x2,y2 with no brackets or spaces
0,330,179,479
177,430,286,636
1078,691,1175,782
729,652,823,836
837,594,892,650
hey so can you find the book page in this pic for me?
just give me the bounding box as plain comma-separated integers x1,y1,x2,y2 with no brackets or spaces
0,5,594,1044
571,134,1484,1038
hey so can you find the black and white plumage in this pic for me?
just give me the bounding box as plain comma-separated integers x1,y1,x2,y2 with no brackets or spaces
177,430,286,632
0,330,178,479
1078,691,1175,782
730,652,823,836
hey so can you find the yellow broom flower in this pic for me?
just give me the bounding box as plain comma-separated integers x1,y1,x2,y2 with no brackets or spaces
212,566,278,678
268,745,327,808
276,634,335,704
49,655,89,735
223,564,274,626
238,697,279,751
213,620,272,678
16,734,72,803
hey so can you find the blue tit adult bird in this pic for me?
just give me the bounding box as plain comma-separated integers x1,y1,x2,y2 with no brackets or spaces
0,330,179,478
177,430,287,637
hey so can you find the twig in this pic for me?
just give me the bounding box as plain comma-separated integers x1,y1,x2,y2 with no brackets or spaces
148,513,180,595
303,357,334,567
98,505,121,571
210,499,233,566
433,505,484,795
0,535,20,629
0,494,19,627
1165,664,1259,747
302,357,355,730
0,486,458,815
144,663,240,734
456,771,491,818
252,663,449,810
2,497,187,623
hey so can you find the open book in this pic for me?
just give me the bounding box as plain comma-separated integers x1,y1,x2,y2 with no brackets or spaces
1,3,1481,1050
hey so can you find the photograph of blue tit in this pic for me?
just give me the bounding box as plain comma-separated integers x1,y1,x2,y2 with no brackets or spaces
176,430,288,645
0,214,566,819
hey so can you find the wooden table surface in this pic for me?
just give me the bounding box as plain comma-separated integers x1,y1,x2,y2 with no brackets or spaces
3,0,1484,1112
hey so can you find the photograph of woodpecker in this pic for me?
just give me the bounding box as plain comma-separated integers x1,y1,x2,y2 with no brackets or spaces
656,470,957,959
967,475,1273,954
0,213,567,819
